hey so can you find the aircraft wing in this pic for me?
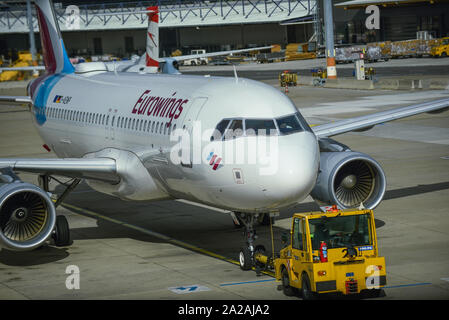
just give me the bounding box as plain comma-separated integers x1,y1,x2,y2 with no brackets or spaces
0,96,32,104
164,46,273,62
0,158,119,183
312,98,449,138
0,66,45,73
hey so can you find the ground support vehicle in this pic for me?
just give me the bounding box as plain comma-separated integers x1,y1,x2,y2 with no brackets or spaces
430,37,449,57
273,208,386,299
279,70,297,87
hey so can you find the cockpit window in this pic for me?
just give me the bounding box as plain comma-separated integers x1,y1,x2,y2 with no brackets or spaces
224,119,244,140
276,114,304,135
211,119,230,141
212,112,313,141
245,119,277,136
295,111,313,133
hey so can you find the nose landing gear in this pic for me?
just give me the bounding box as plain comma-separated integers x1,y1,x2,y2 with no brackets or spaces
236,212,276,274
237,213,258,271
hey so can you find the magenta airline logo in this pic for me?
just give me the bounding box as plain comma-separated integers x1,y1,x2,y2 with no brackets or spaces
132,90,188,127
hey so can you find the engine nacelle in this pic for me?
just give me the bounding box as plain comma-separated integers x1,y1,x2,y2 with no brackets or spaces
311,150,386,210
84,148,169,201
0,169,56,251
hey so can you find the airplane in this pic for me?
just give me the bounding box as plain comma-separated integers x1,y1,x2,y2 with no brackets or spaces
102,6,273,74
0,5,271,77
0,0,448,271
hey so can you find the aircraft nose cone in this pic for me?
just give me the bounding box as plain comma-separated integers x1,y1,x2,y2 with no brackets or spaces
259,132,319,208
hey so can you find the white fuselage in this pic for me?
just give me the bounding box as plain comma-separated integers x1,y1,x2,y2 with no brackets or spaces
30,70,320,213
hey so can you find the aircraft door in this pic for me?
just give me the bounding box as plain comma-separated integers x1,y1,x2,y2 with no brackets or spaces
180,97,208,167
291,218,310,275
106,108,117,141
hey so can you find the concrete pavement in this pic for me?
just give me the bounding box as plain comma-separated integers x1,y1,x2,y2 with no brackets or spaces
0,79,448,300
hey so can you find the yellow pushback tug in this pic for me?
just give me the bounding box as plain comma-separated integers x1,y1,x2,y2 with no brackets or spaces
251,207,386,299
274,207,386,299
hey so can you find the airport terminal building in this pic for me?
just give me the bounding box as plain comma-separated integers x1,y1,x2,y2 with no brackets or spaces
0,0,448,59
0,0,317,59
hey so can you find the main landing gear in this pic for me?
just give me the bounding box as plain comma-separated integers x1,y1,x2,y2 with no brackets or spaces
39,175,81,247
235,212,275,274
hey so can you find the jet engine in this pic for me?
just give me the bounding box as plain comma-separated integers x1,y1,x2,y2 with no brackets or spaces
310,139,386,210
0,169,56,251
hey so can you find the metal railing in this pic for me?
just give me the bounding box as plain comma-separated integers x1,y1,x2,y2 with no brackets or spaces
0,0,316,33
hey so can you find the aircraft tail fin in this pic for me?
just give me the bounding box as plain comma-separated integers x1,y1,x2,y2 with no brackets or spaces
145,6,159,72
35,0,74,74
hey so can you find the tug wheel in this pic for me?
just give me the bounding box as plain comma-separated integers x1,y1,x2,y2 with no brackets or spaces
301,273,316,300
282,268,296,296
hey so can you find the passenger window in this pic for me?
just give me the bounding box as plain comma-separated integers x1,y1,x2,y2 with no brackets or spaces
245,119,277,136
156,122,160,133
224,119,244,140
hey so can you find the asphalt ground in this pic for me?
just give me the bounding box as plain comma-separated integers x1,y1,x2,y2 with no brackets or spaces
181,57,449,80
0,68,448,301
184,65,449,80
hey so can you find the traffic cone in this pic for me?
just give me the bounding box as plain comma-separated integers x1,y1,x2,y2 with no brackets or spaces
285,84,289,94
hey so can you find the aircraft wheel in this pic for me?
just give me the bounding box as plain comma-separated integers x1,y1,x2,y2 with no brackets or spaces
239,247,252,270
53,215,71,247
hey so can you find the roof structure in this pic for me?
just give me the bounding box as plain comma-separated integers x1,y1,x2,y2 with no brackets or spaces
335,0,440,9
0,0,317,33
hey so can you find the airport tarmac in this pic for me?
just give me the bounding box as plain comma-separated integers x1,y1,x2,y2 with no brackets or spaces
182,57,449,80
0,77,449,300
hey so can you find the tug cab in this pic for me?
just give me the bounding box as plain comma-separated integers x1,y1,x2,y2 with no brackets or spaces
274,207,386,299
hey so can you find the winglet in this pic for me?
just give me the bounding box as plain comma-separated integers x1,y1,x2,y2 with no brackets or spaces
35,0,74,74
